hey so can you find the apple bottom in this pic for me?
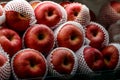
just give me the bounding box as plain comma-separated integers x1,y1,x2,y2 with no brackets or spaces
11,49,48,79
47,47,78,79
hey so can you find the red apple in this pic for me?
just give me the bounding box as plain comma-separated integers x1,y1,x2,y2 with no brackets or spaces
76,45,104,75
29,0,41,9
0,28,22,58
11,48,47,79
4,0,36,33
101,43,120,70
54,21,85,52
60,1,71,8
34,1,67,29
83,46,104,71
98,1,120,29
23,24,54,56
65,2,90,26
47,47,78,79
85,22,109,49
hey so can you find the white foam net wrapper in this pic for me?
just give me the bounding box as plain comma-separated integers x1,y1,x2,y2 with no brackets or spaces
75,45,94,77
85,21,109,48
0,5,6,25
46,47,78,79
4,0,36,25
54,21,85,52
75,4,90,27
11,48,48,80
0,45,11,80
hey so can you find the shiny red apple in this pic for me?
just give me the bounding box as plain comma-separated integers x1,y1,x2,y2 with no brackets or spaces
76,45,105,76
101,43,120,70
85,22,109,49
54,21,85,52
34,1,67,29
23,24,54,56
0,28,22,58
11,48,47,79
83,46,104,71
65,2,90,26
47,47,78,79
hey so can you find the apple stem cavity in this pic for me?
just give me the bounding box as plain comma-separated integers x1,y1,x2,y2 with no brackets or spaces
38,33,45,40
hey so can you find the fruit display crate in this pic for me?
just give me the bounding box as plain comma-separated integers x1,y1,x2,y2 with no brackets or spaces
1,0,120,80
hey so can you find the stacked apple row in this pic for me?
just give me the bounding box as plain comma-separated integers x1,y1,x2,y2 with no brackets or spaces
0,0,119,80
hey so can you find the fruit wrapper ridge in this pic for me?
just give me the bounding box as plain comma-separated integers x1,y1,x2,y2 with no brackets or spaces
75,4,90,27
0,45,11,80
76,45,94,76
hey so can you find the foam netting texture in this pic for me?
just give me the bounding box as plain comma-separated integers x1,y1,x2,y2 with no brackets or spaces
4,0,36,25
75,45,94,77
75,4,90,27
0,45,11,80
46,47,78,80
11,48,48,80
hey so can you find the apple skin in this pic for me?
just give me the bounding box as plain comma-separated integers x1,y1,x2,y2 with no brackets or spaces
51,48,74,74
34,1,63,29
60,1,71,8
101,44,119,70
55,21,84,52
83,47,104,71
5,11,30,33
23,24,54,56
47,47,78,79
0,54,7,67
98,1,120,29
12,48,47,79
65,2,82,21
29,0,41,9
0,28,22,58
85,22,109,49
